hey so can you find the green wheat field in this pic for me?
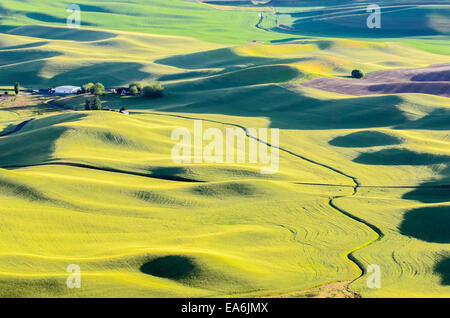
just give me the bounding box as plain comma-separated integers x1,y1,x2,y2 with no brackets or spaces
0,0,449,298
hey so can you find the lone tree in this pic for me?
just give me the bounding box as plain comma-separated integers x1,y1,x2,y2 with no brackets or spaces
84,99,91,110
129,83,143,93
82,83,95,94
14,82,20,95
129,85,139,96
143,83,164,98
351,69,364,79
92,96,102,110
93,82,105,96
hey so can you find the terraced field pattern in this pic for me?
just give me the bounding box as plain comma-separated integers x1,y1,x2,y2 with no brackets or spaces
0,0,449,297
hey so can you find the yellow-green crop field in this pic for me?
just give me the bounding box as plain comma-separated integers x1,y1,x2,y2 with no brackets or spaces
0,0,449,298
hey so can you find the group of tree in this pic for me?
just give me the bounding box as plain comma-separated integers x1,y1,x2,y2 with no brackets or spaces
82,82,105,95
129,83,143,96
80,81,164,99
85,96,102,110
143,83,164,98
125,82,164,98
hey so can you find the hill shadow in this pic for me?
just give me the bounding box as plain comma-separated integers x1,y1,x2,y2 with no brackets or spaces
0,58,150,87
0,41,48,51
78,4,113,13
25,13,94,26
402,165,450,203
155,47,307,71
0,49,62,67
277,5,446,38
0,113,87,167
48,62,150,87
149,167,203,183
353,148,450,165
434,255,450,286
399,206,450,243
163,85,409,130
140,256,198,281
0,59,47,86
411,70,450,82
395,109,450,131
168,65,302,92
0,25,115,42
329,131,402,148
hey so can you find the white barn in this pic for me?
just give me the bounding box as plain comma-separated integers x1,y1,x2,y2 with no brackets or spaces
54,85,81,94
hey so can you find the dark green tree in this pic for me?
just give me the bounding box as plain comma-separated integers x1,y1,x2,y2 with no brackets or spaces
351,69,364,79
82,83,95,94
85,99,91,110
92,96,102,110
14,82,20,95
129,82,143,93
93,82,105,96
129,85,139,96
143,83,164,98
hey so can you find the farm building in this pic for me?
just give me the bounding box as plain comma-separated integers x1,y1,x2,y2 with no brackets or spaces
54,86,81,94
116,87,130,96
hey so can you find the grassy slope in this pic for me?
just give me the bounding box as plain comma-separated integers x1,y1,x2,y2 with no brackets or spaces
1,90,449,297
1,25,448,89
0,0,284,44
0,111,371,297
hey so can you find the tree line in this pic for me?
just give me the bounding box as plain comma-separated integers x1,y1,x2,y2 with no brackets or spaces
82,82,165,111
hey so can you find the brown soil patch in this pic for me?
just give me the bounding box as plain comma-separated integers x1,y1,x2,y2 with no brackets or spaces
269,281,359,298
302,63,450,97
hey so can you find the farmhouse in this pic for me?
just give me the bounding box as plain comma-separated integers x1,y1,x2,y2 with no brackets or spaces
54,85,81,95
116,87,130,96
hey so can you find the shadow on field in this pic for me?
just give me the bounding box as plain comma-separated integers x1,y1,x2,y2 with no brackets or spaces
0,25,115,42
399,206,450,243
353,148,450,165
168,65,302,92
403,166,450,203
329,131,402,148
158,84,410,130
0,177,51,202
140,256,198,281
48,62,150,87
0,59,48,86
0,49,62,67
435,256,450,286
155,47,307,71
25,13,87,25
277,5,447,38
0,41,48,51
0,60,150,87
0,113,87,167
395,109,450,131
149,167,203,182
